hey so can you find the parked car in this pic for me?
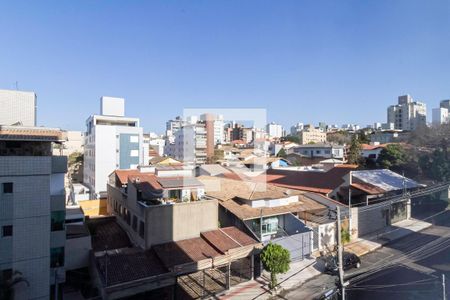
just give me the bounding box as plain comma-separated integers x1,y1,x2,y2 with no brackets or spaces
324,252,361,274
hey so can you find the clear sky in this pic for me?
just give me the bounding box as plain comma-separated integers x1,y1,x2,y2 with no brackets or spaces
1,1,449,133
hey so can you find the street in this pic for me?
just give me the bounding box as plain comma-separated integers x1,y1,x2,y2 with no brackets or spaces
278,210,450,300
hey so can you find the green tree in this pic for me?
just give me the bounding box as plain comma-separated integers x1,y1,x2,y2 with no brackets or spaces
377,144,408,170
347,136,362,165
68,151,83,167
282,135,300,144
277,148,287,158
260,243,291,289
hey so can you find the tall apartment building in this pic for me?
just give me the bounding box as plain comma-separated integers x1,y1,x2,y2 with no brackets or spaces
200,113,224,145
84,97,143,198
290,123,304,135
165,116,184,143
432,99,450,126
387,95,427,131
0,126,67,300
298,125,327,144
0,89,37,126
166,123,207,164
266,122,283,139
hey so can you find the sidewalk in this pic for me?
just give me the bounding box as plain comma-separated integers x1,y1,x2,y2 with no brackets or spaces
217,258,321,300
215,218,432,300
345,218,432,257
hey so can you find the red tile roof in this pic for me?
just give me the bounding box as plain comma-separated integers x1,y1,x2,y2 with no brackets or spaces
261,165,358,195
153,226,259,269
114,169,163,190
153,237,221,269
351,182,386,195
95,248,168,286
361,143,388,150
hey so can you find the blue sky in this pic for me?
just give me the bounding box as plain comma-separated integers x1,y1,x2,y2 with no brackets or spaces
1,1,449,133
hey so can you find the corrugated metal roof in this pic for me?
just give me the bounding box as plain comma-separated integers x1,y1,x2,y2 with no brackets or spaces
351,169,420,193
157,177,203,188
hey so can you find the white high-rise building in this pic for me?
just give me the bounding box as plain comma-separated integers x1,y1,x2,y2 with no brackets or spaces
0,89,37,126
0,126,67,300
432,99,450,126
200,113,224,145
290,123,304,135
266,122,283,139
84,97,143,198
387,95,427,131
166,123,207,164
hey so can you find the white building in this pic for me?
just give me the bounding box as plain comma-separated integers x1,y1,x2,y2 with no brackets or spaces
432,107,449,126
200,113,224,145
83,97,143,198
166,123,207,164
0,89,37,126
266,122,283,139
387,95,427,131
0,126,67,300
290,123,304,135
432,100,450,126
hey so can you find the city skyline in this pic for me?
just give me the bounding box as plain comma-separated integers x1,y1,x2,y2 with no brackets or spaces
1,1,450,132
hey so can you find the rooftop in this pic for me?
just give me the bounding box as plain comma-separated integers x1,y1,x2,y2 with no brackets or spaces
87,217,132,252
262,165,358,194
198,176,326,220
293,143,344,149
0,125,65,142
153,226,259,269
94,248,168,287
351,169,422,194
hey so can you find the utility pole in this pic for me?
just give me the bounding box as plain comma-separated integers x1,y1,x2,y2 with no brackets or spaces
443,274,446,300
348,171,352,237
337,206,345,300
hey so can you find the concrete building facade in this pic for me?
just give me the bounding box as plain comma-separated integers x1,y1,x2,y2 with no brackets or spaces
266,122,283,139
298,126,327,144
0,126,67,300
387,95,427,131
0,89,37,126
83,97,143,198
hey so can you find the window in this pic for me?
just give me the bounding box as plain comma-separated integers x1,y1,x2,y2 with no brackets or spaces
130,150,139,157
132,216,137,231
2,183,13,194
51,211,65,231
262,217,278,235
50,247,65,268
139,221,145,238
130,136,139,143
2,225,12,237
168,189,181,199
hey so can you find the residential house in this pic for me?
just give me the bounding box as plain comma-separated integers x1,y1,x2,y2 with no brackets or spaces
291,143,345,160
95,167,261,299
361,143,388,161
198,176,339,260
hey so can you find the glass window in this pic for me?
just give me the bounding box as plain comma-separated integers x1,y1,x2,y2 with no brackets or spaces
51,211,65,231
50,247,65,268
168,189,181,199
2,225,12,237
2,183,13,194
262,217,278,235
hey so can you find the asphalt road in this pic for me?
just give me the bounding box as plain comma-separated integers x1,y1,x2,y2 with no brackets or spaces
278,210,450,300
